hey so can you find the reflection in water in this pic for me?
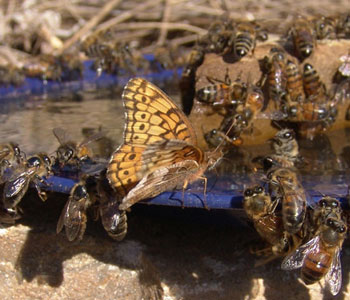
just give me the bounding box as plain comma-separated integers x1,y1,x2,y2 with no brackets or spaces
0,90,125,156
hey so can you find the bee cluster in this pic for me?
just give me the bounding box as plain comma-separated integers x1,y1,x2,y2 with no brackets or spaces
178,14,350,295
183,14,350,145
0,128,127,243
239,127,347,295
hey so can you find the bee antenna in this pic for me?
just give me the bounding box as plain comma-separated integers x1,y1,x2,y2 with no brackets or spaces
271,120,283,129
212,119,237,154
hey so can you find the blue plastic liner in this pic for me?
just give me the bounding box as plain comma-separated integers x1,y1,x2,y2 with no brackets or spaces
43,172,350,210
0,55,181,100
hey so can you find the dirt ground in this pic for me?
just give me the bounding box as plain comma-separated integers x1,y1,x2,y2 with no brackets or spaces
0,192,349,300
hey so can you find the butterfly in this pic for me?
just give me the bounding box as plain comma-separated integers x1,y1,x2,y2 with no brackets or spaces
107,78,225,210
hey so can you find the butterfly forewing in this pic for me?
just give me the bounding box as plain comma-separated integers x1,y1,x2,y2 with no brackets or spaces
122,78,197,145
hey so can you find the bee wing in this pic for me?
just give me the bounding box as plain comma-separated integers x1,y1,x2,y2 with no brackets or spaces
53,127,72,145
64,199,86,241
56,200,70,234
3,173,30,198
0,146,11,161
281,235,320,270
79,131,105,148
256,111,288,121
325,249,342,296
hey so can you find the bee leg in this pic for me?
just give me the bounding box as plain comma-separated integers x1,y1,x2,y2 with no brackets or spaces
33,176,48,201
270,196,280,213
35,184,47,201
224,67,231,85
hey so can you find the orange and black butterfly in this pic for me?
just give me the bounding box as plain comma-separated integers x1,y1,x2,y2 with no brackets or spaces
107,78,225,210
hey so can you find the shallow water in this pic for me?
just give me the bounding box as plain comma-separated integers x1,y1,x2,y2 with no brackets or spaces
1,85,350,208
0,89,127,155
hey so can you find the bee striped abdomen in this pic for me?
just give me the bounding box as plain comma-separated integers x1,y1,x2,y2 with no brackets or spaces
286,60,305,102
303,64,324,100
234,34,254,57
282,188,306,234
302,250,332,284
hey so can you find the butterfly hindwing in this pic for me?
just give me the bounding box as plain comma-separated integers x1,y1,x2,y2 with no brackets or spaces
139,140,204,176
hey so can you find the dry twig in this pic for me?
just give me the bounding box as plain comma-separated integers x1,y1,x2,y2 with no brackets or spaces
59,0,123,53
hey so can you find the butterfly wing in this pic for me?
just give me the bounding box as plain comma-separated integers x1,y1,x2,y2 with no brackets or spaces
119,159,200,210
139,139,204,176
107,78,199,195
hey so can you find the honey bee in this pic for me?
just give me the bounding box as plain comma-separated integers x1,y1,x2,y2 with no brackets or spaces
271,129,299,158
81,34,111,57
53,127,103,166
22,55,62,81
199,18,234,54
204,128,243,148
231,21,268,58
204,83,265,146
154,46,177,70
311,196,342,228
180,46,205,114
97,171,127,241
303,63,327,102
244,186,281,248
282,205,347,295
2,153,52,208
0,64,25,86
285,60,305,103
0,205,21,224
244,185,303,259
196,72,247,110
268,168,307,234
282,101,329,122
289,16,316,60
57,53,83,81
235,83,265,131
181,47,205,78
0,143,24,177
56,177,96,242
81,35,113,76
263,48,288,107
312,16,337,40
259,129,302,171
336,14,350,38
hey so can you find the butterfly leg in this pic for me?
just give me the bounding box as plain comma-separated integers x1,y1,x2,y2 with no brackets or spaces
181,180,189,209
198,176,209,210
